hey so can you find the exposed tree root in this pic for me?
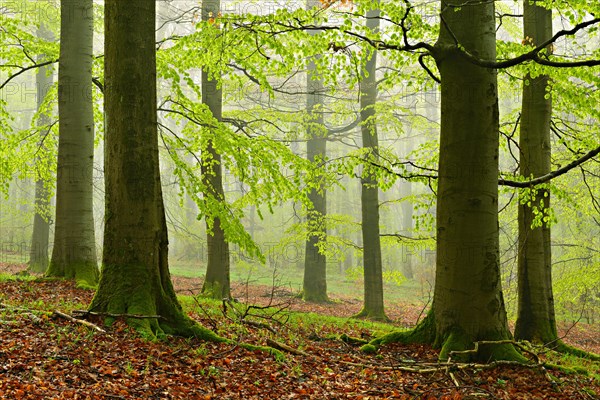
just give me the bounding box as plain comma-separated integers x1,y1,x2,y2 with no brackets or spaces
363,312,527,362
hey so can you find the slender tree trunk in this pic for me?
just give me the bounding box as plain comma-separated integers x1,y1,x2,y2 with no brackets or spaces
429,0,521,361
89,0,220,341
399,138,414,280
200,0,231,300
28,23,54,274
47,0,98,285
355,4,387,321
302,0,328,303
514,1,556,343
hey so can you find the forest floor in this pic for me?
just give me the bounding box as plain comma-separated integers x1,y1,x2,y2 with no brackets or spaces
1,262,599,399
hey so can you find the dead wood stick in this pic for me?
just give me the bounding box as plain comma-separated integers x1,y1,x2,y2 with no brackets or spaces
266,338,309,356
339,360,439,373
243,319,277,334
53,310,106,333
340,359,542,373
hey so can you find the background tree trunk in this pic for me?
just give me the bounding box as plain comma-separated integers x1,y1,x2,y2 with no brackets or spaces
201,0,231,300
28,23,54,274
400,138,414,280
89,0,220,341
356,4,387,321
47,0,98,285
431,0,521,361
302,0,328,303
514,0,556,343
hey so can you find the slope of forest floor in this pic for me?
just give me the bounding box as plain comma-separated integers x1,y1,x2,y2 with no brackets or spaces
1,262,599,399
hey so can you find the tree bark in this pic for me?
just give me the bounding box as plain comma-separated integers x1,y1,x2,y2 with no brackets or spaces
514,0,556,343
47,0,98,285
399,138,414,280
89,0,221,341
302,0,328,303
430,0,522,361
355,4,387,321
200,0,231,300
28,23,54,274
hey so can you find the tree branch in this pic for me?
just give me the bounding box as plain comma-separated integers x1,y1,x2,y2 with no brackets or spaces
0,59,57,90
499,145,600,187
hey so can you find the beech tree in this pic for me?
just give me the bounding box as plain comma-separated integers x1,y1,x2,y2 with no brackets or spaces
200,0,231,300
89,0,219,339
361,0,524,361
28,22,54,273
302,0,329,303
513,2,599,360
514,0,555,344
46,0,98,285
425,0,520,360
356,4,387,321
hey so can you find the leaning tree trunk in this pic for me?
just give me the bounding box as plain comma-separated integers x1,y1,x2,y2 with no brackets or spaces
47,0,98,285
89,0,221,341
429,0,522,361
28,23,54,274
200,0,231,300
355,5,387,321
302,0,328,303
514,0,556,344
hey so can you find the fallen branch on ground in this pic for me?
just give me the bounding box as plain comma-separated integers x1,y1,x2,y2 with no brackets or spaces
53,310,106,333
243,319,277,334
266,338,309,356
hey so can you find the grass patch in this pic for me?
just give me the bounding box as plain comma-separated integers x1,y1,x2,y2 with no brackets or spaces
0,272,36,282
169,260,428,306
544,351,600,382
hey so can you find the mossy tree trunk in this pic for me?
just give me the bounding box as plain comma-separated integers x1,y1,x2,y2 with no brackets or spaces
200,0,231,300
514,0,556,344
28,23,54,274
89,0,221,341
355,4,387,321
47,0,98,285
302,0,328,303
430,0,522,361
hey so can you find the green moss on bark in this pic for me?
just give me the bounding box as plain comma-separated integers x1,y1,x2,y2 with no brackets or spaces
352,308,390,322
371,312,436,348
366,312,527,363
27,261,47,274
46,261,98,288
89,263,219,340
201,281,227,300
301,290,329,304
437,327,527,362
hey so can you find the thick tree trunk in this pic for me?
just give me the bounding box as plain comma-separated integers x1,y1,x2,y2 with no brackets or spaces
47,0,98,285
430,0,521,361
355,5,387,321
302,0,328,303
514,1,556,343
200,0,231,300
89,0,220,341
28,23,53,274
